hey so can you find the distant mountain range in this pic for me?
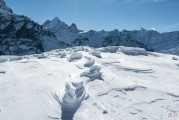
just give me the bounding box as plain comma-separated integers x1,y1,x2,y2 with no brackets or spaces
0,0,179,55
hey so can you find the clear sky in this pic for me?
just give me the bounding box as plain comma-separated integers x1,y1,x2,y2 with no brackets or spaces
5,0,179,32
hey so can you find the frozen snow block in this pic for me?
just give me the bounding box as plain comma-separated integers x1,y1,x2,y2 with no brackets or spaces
68,52,82,61
84,59,95,67
100,46,120,53
119,46,147,56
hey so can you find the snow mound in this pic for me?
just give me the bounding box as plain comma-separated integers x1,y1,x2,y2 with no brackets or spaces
99,46,120,53
60,81,85,109
57,79,86,120
84,59,95,67
119,46,148,56
81,66,102,81
90,50,101,58
0,56,22,63
68,52,82,62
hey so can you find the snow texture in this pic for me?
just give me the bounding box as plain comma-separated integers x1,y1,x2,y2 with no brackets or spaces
0,43,179,120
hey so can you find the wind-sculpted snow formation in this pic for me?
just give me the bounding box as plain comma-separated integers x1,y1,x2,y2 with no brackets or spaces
0,46,179,120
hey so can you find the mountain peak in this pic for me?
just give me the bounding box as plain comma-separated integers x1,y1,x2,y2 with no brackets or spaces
0,0,13,13
42,17,69,31
52,17,61,23
0,0,5,6
70,23,77,28
68,23,81,33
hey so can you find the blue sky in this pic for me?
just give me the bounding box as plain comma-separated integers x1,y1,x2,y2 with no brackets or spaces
5,0,179,32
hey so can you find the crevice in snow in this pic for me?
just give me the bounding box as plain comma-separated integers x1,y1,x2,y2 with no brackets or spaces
123,86,147,91
47,116,59,119
0,71,5,74
166,93,179,98
117,67,155,73
176,64,179,68
97,86,146,97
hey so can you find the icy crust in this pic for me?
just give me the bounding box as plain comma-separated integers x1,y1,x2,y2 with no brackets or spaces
0,46,179,120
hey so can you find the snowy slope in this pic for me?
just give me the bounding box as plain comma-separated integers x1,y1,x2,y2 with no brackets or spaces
0,46,179,120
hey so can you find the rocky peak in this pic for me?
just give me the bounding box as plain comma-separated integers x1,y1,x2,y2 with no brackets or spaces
68,23,81,33
52,17,61,23
42,17,69,31
0,0,12,13
0,0,5,6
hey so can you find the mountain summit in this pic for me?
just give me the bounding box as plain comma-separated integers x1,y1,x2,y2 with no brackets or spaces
0,0,12,13
42,17,82,44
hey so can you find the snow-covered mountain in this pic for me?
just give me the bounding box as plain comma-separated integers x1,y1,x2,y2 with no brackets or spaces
0,0,66,55
129,29,179,55
43,17,82,45
43,19,152,51
0,46,179,120
1,0,179,56
43,18,179,55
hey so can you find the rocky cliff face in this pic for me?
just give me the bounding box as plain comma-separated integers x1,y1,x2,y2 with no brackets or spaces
43,17,82,45
0,0,65,55
71,29,152,51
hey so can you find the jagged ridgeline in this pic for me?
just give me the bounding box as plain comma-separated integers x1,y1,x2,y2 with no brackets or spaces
0,0,65,55
1,0,179,55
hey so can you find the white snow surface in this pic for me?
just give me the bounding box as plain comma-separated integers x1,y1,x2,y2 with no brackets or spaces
0,46,179,120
